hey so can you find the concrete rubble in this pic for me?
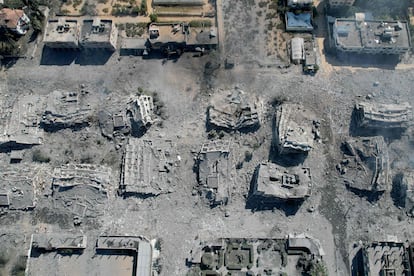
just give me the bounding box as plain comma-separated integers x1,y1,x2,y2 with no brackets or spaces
354,101,412,130
127,95,154,132
119,139,180,197
250,161,312,202
398,171,414,216
50,164,112,222
41,90,93,131
196,140,232,206
0,95,44,149
207,88,261,131
0,165,41,211
337,136,389,194
186,235,325,275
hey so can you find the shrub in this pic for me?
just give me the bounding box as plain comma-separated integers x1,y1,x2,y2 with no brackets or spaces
149,13,158,22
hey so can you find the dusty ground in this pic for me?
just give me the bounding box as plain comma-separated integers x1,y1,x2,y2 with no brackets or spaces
1,0,414,275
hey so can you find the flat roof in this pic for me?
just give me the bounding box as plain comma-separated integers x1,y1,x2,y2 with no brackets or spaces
44,18,79,43
81,18,113,43
153,0,204,5
334,19,411,49
121,38,148,50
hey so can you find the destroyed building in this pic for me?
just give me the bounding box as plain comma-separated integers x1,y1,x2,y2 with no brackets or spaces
0,94,44,149
51,164,112,223
186,235,325,276
351,240,411,276
196,140,232,206
0,165,40,211
41,90,93,131
120,139,180,197
127,95,154,132
250,162,312,203
337,136,389,194
80,18,118,51
43,18,80,49
398,171,414,216
274,103,316,154
354,101,412,130
333,18,411,55
27,234,156,276
207,89,261,131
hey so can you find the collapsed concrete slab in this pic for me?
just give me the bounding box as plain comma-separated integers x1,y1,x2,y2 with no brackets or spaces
0,165,41,210
196,140,232,206
120,139,180,197
274,103,316,154
0,95,44,149
51,164,112,222
187,235,325,276
27,234,157,276
250,162,312,203
338,136,389,194
354,102,412,130
127,95,154,132
41,90,93,131
398,171,414,216
350,239,411,276
207,89,261,131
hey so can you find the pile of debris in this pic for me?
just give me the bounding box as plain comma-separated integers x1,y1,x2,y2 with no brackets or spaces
51,164,112,224
119,139,179,197
195,140,232,206
337,136,389,194
99,95,154,139
0,95,44,149
354,101,412,130
250,162,312,203
0,165,41,211
397,171,414,216
274,103,318,154
41,90,93,131
207,89,261,131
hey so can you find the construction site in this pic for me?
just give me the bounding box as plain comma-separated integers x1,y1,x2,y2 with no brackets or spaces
0,0,414,275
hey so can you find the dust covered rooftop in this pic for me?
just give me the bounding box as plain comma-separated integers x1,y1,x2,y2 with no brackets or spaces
334,18,411,53
44,18,79,44
81,18,113,43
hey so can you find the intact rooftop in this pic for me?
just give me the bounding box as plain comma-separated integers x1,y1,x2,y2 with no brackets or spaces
43,18,79,46
81,19,113,43
334,19,411,51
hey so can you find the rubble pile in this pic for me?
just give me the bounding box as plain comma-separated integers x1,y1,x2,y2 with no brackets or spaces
337,136,389,193
208,89,261,131
274,103,317,154
41,90,93,131
398,171,414,216
355,101,412,130
119,139,180,197
196,140,232,206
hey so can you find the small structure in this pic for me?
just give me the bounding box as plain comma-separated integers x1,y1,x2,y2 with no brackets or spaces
290,37,305,64
0,8,30,35
338,136,389,194
274,103,315,154
250,162,312,202
351,240,411,276
354,102,412,130
41,90,93,131
80,18,118,51
207,88,261,131
333,18,411,55
285,12,313,32
187,236,325,275
43,18,80,49
304,38,318,73
398,171,414,216
120,139,180,197
31,234,88,251
196,140,232,206
120,38,148,56
126,95,154,131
